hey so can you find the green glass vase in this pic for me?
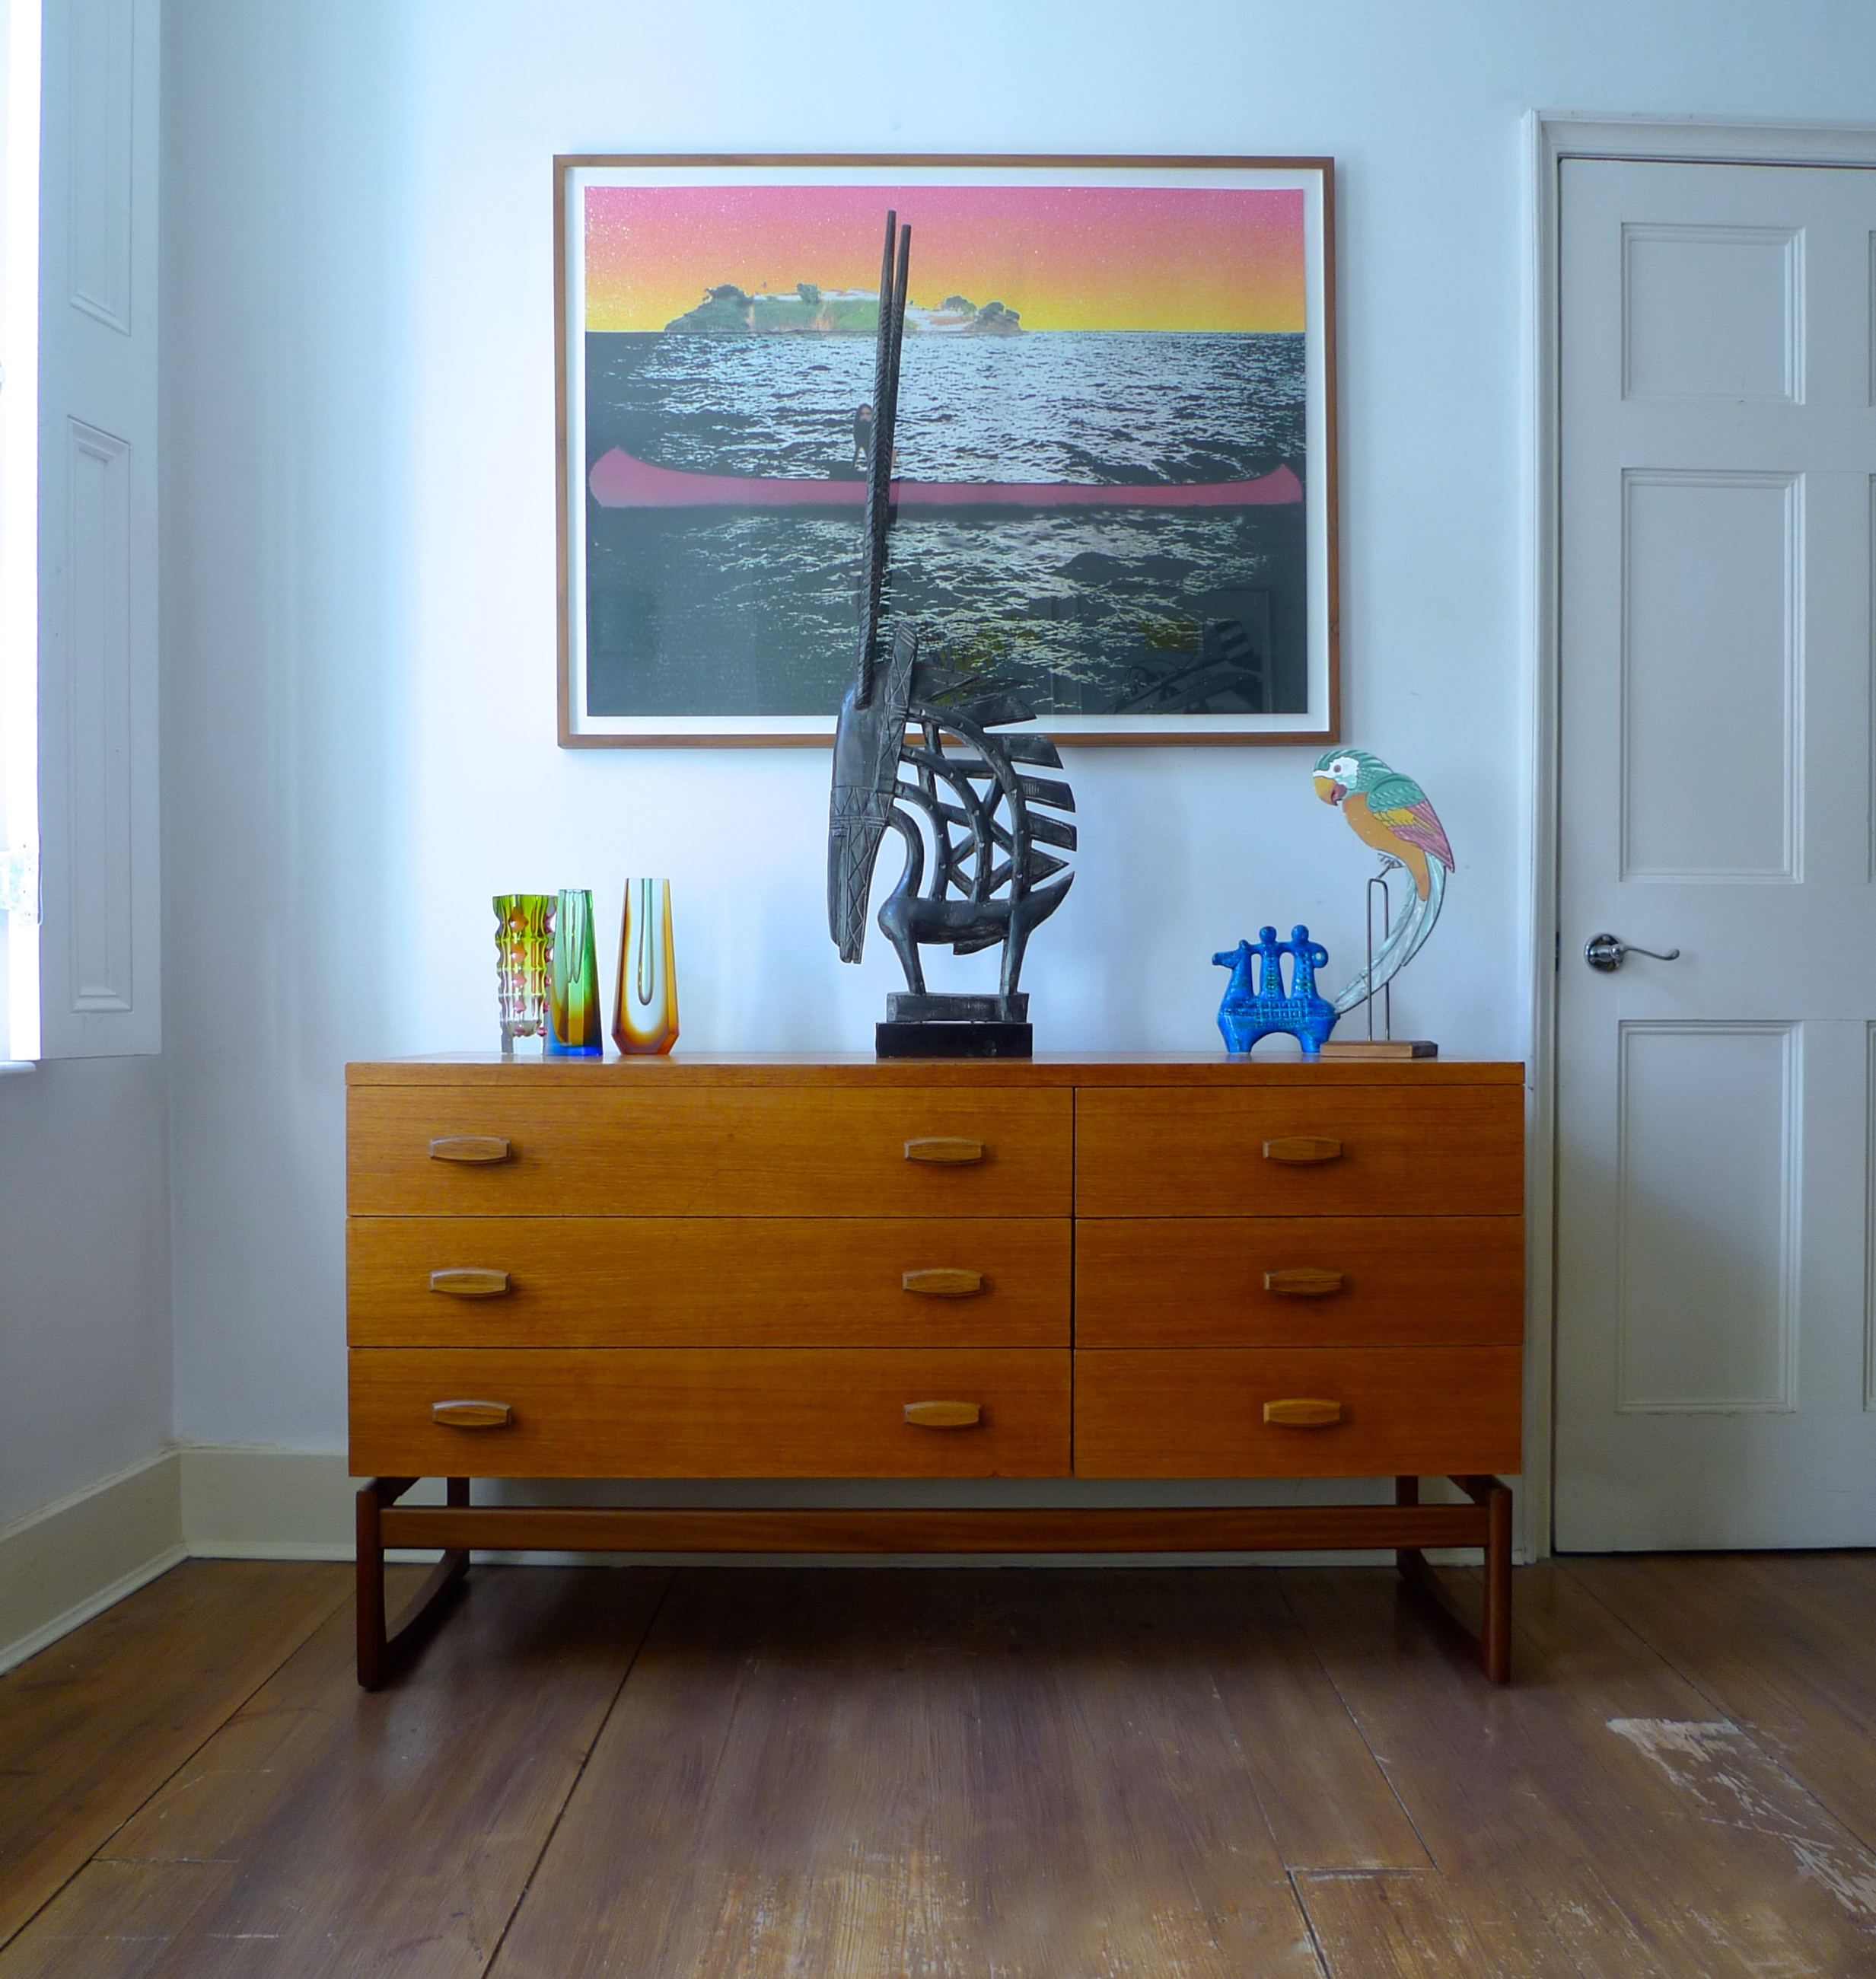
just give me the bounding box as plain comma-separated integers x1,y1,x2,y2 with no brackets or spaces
493,893,553,1054
547,888,602,1056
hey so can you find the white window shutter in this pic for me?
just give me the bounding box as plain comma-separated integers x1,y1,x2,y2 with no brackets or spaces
11,0,159,1059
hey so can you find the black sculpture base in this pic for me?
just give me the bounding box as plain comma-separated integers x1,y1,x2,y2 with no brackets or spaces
887,991,1027,1023
876,1020,1034,1060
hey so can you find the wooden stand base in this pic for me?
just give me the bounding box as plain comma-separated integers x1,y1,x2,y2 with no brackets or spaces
355,1475,1514,1690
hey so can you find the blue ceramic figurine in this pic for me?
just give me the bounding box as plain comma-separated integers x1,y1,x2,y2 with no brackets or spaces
1214,925,1339,1056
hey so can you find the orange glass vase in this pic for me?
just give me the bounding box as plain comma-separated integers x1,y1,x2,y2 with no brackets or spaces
613,878,678,1054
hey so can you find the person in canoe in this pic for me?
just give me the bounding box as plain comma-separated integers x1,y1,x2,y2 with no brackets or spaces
852,401,874,469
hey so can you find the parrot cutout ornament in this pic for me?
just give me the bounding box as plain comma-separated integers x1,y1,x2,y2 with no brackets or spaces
1312,747,1454,1034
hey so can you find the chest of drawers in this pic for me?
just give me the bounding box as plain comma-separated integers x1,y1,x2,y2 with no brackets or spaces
348,1054,1524,1684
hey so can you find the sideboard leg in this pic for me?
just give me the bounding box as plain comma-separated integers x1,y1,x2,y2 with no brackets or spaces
357,1475,438,1691
444,1475,471,1577
1396,1477,1514,1685
433,1476,473,1614
1393,1475,1421,1577
1481,1480,1513,1685
356,1478,391,1690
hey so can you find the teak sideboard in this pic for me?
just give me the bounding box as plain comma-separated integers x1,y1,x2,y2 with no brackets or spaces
347,1054,1525,1686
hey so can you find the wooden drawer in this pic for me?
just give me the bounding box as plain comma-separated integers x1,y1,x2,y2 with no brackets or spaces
348,1217,1071,1349
348,1086,1071,1218
1075,1086,1523,1219
1074,1217,1523,1348
349,1347,1070,1477
1072,1346,1522,1477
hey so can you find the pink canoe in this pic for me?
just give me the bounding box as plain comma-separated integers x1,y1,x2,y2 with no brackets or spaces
588,445,1301,513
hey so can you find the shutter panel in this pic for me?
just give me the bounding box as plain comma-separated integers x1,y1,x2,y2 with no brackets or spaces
9,0,159,1059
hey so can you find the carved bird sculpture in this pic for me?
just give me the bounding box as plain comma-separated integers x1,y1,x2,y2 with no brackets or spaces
827,212,1075,1018
1312,747,1454,1015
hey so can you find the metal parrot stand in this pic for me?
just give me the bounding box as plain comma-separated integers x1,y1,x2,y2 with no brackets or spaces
1317,871,1438,1060
827,214,1076,1059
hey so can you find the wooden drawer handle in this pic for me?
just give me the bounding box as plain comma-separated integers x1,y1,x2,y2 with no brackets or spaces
1263,1136,1343,1165
428,1268,511,1299
903,1268,985,1298
903,1401,983,1429
1264,1268,1344,1298
903,1136,985,1165
428,1136,512,1165
432,1399,512,1428
1263,1397,1343,1428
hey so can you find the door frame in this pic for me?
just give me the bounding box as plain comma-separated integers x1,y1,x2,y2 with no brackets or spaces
1525,114,1876,1558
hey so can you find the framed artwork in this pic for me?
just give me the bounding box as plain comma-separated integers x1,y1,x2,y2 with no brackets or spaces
556,155,1337,745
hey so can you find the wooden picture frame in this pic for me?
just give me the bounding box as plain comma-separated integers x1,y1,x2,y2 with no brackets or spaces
556,155,1338,747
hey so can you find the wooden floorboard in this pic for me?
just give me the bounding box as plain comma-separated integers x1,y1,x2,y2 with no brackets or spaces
1281,1560,1876,1978
1294,1869,1579,1979
9,1556,1876,1977
491,1568,1329,1978
1564,1551,1876,1853
0,1566,669,1979
0,1560,349,1952
1149,1569,1429,1872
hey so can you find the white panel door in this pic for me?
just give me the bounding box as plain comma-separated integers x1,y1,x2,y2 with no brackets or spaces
1556,159,1876,1549
8,0,161,1057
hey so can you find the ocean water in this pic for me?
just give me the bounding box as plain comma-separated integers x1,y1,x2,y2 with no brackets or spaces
583,330,1307,719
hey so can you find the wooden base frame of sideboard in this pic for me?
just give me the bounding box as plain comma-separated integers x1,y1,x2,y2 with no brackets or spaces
355,1474,1514,1691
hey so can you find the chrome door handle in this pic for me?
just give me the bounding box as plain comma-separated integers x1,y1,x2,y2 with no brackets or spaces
1585,932,1681,973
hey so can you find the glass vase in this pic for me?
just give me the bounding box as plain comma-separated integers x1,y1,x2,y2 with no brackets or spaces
613,878,679,1055
547,888,602,1056
493,894,553,1054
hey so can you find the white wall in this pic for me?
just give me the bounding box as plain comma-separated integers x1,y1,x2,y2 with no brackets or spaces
0,0,171,1533
0,1056,170,1525
161,0,1876,1449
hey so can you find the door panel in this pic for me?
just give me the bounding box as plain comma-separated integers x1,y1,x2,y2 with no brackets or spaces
1616,1023,1796,1412
1622,223,1798,402
1620,471,1797,881
1556,158,1876,1549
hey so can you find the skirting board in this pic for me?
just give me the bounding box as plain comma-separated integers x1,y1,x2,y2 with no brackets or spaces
181,1448,449,1560
0,1448,184,1675
2,1447,1522,1671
